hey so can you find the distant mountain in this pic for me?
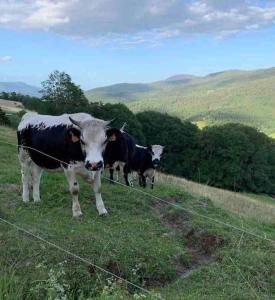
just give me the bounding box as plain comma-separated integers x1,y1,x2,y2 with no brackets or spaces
165,74,198,84
0,82,40,97
85,67,275,137
87,82,154,103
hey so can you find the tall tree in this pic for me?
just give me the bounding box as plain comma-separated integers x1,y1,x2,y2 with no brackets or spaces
40,70,89,114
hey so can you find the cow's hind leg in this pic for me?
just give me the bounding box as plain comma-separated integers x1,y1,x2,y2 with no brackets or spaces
141,175,146,188
32,164,43,202
123,164,132,186
64,168,82,217
19,149,31,203
138,174,143,187
128,173,134,187
93,171,107,216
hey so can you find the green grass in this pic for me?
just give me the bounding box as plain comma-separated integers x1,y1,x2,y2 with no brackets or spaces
0,126,275,299
243,193,275,206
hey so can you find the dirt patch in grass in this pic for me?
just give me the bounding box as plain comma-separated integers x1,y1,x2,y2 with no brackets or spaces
0,184,21,194
153,198,223,280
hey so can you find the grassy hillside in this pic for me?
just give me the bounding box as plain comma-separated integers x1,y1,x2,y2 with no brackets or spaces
1,126,275,299
86,67,275,136
0,99,25,113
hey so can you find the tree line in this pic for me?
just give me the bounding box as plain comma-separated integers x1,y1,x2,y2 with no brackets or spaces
1,71,274,195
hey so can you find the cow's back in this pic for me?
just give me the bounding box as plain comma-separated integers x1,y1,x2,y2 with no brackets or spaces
130,146,152,173
17,113,86,169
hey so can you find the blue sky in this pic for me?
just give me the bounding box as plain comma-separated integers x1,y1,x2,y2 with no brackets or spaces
0,0,275,90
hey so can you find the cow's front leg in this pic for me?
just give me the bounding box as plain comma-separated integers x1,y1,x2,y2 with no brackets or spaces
151,176,155,189
32,164,43,202
93,171,107,216
123,164,131,186
109,166,115,184
18,149,31,203
115,166,120,182
64,168,82,217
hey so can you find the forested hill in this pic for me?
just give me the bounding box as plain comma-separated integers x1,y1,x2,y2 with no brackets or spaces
85,67,275,137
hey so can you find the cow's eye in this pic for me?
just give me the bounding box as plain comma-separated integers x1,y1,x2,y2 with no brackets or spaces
80,139,86,146
103,139,108,145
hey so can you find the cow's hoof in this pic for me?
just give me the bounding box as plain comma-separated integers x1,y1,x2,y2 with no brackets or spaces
99,208,108,216
34,197,41,203
73,211,83,218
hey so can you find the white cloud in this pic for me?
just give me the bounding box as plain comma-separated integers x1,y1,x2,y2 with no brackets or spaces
0,0,275,46
0,55,12,62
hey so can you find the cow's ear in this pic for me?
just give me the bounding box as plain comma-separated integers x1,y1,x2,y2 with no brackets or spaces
68,128,81,143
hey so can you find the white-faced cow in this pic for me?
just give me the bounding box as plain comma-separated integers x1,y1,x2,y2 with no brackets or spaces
17,112,109,217
130,144,164,189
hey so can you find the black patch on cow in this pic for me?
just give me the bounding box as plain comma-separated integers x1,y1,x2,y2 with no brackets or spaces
104,130,136,166
130,147,154,175
104,130,136,186
17,125,85,169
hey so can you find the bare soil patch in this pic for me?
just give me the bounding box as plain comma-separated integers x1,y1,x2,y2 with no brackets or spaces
153,198,223,280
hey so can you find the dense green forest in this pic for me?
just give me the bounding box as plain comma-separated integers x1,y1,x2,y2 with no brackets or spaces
1,71,274,195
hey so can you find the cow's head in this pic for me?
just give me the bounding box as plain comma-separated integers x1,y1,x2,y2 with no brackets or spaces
106,128,123,142
147,145,164,169
69,117,110,171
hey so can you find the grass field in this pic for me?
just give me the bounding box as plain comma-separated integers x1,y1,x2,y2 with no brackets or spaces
0,126,275,299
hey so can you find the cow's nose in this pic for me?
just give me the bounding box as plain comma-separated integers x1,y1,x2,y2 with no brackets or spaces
85,160,103,171
85,161,92,170
153,159,160,167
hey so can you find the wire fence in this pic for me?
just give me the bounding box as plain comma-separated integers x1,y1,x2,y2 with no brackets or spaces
0,216,156,298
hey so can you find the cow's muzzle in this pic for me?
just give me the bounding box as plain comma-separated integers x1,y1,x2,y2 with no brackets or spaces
85,160,104,171
153,159,160,169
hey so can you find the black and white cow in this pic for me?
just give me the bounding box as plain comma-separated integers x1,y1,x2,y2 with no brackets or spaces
130,144,164,189
17,112,109,217
104,128,136,186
